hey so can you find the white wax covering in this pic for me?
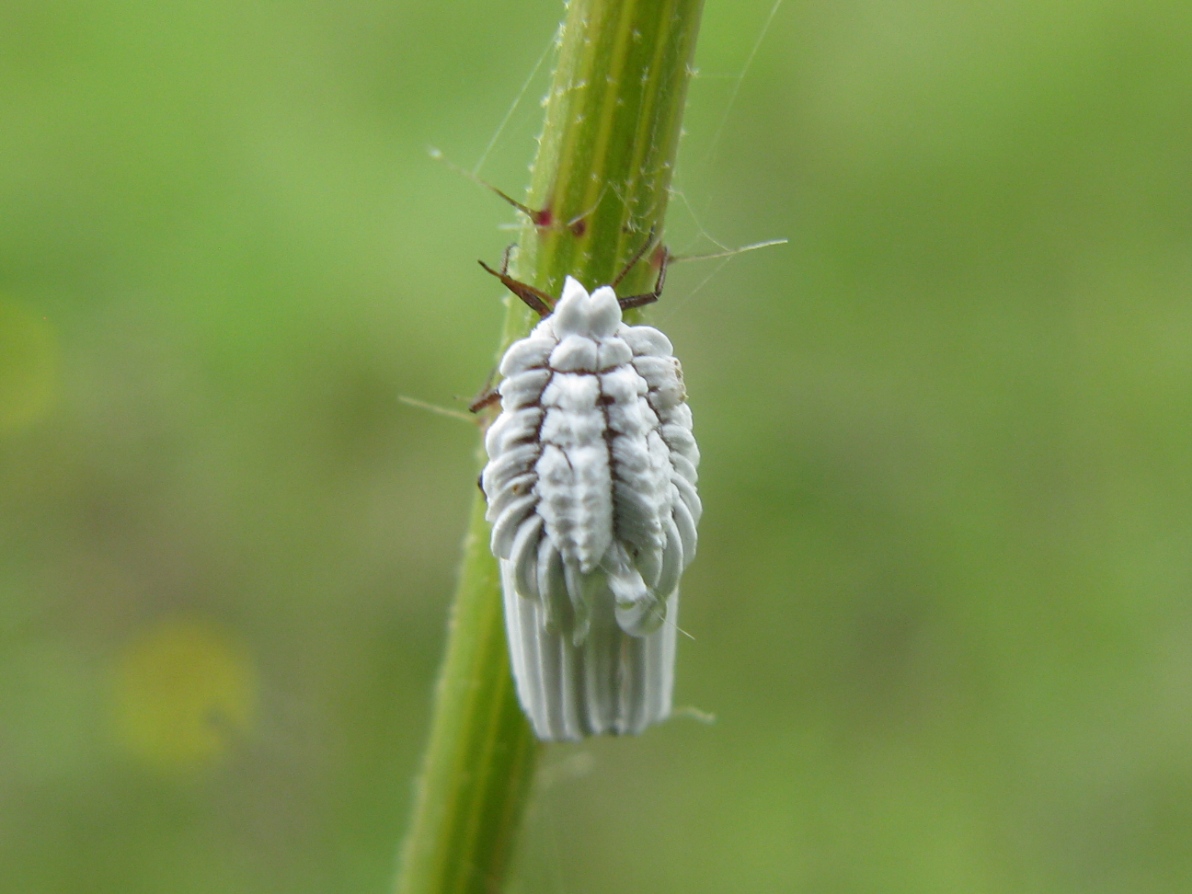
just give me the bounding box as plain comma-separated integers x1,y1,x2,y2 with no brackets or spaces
482,276,701,740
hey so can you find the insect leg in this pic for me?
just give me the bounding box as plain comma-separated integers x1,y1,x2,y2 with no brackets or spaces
478,259,554,317
468,388,501,413
611,226,658,290
468,364,501,413
464,359,503,417
498,243,515,275
616,245,670,310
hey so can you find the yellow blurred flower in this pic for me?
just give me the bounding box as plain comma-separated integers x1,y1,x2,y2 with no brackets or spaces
0,297,58,433
112,618,257,771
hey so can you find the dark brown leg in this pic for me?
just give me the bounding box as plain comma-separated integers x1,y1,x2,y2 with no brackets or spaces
478,259,555,317
616,245,669,310
611,227,658,290
468,388,501,413
498,243,515,275
467,360,502,414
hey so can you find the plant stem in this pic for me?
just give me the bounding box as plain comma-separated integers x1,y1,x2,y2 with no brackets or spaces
395,2,704,892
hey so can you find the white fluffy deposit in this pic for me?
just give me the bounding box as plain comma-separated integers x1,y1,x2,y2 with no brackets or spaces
482,275,701,741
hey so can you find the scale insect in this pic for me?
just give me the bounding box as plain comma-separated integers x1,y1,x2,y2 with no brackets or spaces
477,243,701,741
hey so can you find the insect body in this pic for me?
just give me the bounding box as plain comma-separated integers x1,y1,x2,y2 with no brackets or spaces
481,269,700,741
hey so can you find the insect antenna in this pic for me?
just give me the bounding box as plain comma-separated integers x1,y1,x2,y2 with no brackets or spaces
397,395,479,424
671,705,717,725
668,237,788,264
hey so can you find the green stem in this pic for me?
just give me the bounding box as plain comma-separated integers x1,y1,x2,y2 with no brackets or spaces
395,2,704,892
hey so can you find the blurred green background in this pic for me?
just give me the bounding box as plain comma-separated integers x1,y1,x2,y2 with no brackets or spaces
3,1,1192,891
